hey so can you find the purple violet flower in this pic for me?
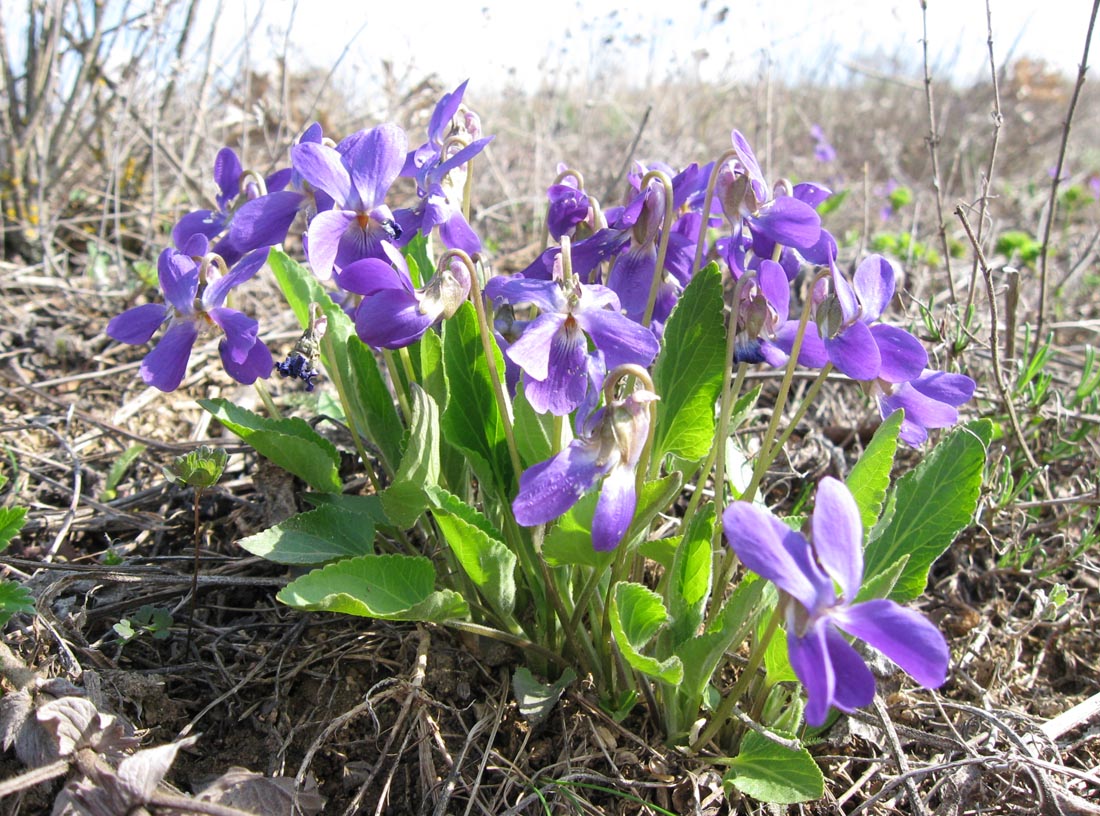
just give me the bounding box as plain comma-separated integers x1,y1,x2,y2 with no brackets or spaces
715,131,822,254
394,134,493,255
547,176,591,242
336,243,470,349
732,259,790,364
106,247,272,392
401,79,476,178
871,369,976,445
485,272,659,416
723,477,949,726
810,124,838,164
172,147,301,267
763,255,927,384
291,123,408,280
513,376,657,551
605,164,700,328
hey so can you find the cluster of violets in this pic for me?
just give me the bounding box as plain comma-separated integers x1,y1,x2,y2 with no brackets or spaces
106,81,974,723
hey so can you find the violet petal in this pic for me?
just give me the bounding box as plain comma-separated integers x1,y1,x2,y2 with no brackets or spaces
788,623,834,727
853,255,896,322
220,335,272,384
107,303,168,344
592,464,636,551
140,321,198,392
810,477,864,603
870,324,928,383
824,320,881,381
290,142,353,206
512,442,605,526
836,599,949,688
304,209,357,281
722,502,821,610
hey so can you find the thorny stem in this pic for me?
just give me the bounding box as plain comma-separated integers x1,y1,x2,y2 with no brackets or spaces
919,0,958,304
691,602,784,753
963,0,1006,316
640,169,676,328
955,205,1051,500
1035,0,1099,353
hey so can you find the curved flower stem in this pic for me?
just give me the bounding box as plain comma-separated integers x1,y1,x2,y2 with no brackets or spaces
459,250,574,654
640,170,676,329
559,233,575,286
707,272,826,625
763,363,834,464
692,149,739,276
398,345,417,388
454,249,523,483
531,523,598,679
692,272,754,627
690,602,783,753
743,270,828,503
253,380,283,420
381,349,412,423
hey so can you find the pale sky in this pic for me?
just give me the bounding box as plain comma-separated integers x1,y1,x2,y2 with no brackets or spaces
206,0,1089,90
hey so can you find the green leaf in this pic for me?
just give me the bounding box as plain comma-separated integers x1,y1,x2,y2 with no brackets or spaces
541,474,679,569
652,262,727,461
165,445,228,489
267,248,403,474
667,505,714,647
101,444,146,501
542,492,616,569
846,409,903,532
441,303,513,497
402,232,433,289
418,330,447,411
236,505,375,564
199,399,342,493
381,385,441,528
609,582,683,684
864,420,993,601
277,554,469,621
763,622,797,685
513,667,577,727
426,486,517,617
855,554,910,603
632,472,684,535
676,577,765,702
723,730,824,804
638,535,679,569
304,493,389,524
513,385,555,468
0,579,34,626
346,335,405,473
0,507,27,553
